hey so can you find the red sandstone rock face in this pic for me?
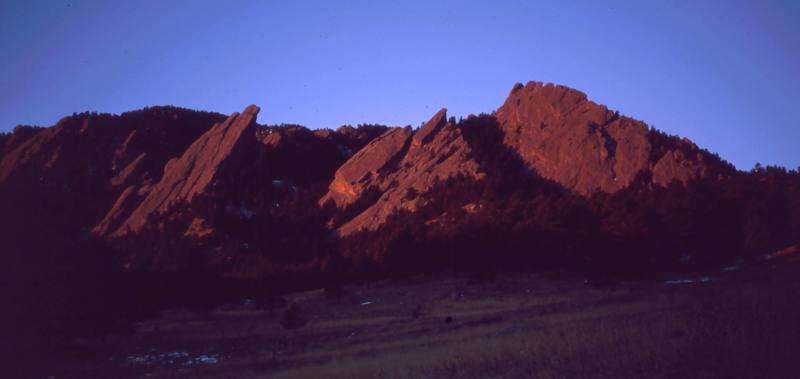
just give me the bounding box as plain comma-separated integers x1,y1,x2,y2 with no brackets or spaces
321,109,483,235
110,105,261,236
496,81,720,194
320,126,414,208
321,82,729,236
651,147,709,186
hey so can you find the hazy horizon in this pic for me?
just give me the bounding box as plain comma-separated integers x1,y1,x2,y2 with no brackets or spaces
1,0,798,170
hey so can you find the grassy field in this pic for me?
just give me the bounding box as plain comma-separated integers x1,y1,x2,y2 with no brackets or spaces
41,262,800,378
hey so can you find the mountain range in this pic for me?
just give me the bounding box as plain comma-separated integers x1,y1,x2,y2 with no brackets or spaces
2,82,799,338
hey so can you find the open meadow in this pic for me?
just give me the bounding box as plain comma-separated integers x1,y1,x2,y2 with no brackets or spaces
40,260,800,379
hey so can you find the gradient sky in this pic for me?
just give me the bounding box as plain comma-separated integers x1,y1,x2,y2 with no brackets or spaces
1,0,798,170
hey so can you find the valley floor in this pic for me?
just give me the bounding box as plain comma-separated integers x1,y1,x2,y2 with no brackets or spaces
43,263,800,379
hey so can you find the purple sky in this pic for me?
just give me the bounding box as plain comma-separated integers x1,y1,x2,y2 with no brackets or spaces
1,0,798,170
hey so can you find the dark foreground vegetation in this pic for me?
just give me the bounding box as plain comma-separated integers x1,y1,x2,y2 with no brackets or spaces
25,259,800,379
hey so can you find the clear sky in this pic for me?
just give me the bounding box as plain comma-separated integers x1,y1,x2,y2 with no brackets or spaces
1,0,798,170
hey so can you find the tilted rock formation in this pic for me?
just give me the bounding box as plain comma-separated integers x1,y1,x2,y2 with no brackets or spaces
495,81,722,194
92,110,388,238
651,146,712,186
0,126,43,167
110,105,261,236
321,126,414,208
0,109,220,189
0,123,67,183
321,109,483,235
93,185,144,236
0,108,221,242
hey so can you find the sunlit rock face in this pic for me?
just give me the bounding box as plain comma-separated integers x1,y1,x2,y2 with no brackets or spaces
321,108,483,235
320,82,731,235
320,125,414,209
88,104,388,240
495,81,722,194
110,105,261,236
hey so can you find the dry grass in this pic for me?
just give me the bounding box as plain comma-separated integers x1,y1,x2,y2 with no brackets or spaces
45,266,800,378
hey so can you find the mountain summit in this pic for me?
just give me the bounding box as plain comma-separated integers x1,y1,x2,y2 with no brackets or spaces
496,81,719,194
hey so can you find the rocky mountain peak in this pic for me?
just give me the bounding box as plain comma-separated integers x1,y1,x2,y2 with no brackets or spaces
496,81,718,194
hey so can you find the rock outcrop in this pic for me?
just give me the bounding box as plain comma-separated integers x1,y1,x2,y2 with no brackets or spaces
651,147,712,186
0,108,222,242
321,126,414,208
495,81,723,194
0,126,44,172
321,109,483,235
110,105,261,236
0,124,65,183
320,82,731,236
